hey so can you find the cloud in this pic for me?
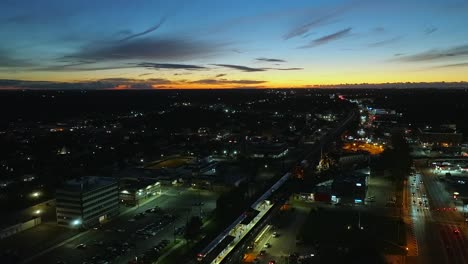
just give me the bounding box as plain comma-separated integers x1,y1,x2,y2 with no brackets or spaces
299,28,352,48
275,67,303,71
256,57,286,63
32,61,207,73
136,62,207,70
0,50,34,68
424,26,438,35
68,37,226,62
190,79,266,85
33,63,130,72
398,44,468,62
138,73,152,77
368,36,402,47
431,62,468,68
372,27,385,33
213,64,266,72
174,72,192,76
116,29,133,36
283,3,354,40
284,13,339,40
146,78,174,84
0,79,113,90
97,78,135,82
0,77,267,90
284,15,331,40
119,17,166,42
216,74,227,78
212,64,303,72
302,32,316,39
212,64,304,72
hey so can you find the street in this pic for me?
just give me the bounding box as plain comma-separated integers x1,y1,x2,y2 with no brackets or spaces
408,160,468,264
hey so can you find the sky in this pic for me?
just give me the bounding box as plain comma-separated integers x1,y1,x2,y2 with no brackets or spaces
1,0,468,89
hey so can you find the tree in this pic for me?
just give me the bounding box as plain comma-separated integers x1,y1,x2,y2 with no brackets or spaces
379,132,412,181
185,216,203,241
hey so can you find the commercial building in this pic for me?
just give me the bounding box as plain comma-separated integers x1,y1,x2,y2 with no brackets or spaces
331,171,369,205
0,217,41,240
56,176,119,228
119,179,161,206
246,141,289,159
418,125,463,146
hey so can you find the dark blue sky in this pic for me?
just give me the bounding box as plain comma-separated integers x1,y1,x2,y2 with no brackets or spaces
1,0,468,88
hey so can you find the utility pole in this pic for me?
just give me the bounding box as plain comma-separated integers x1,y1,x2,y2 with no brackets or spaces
358,211,361,230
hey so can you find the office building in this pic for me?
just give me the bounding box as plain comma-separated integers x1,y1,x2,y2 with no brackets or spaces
56,176,119,228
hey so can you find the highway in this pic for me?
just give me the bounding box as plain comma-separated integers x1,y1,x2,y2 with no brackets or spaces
409,160,468,264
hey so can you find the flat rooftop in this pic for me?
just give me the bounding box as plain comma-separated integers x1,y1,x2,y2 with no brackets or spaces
59,176,116,193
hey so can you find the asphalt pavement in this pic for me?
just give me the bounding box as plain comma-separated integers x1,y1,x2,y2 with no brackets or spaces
29,186,218,264
408,160,468,264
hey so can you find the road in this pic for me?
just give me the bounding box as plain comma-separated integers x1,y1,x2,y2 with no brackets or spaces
409,160,468,264
29,186,218,264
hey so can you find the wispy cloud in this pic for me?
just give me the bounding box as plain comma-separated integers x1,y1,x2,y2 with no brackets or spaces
138,73,152,77
174,72,192,76
0,50,34,68
256,57,286,63
398,44,468,62
283,2,354,40
372,27,385,33
299,27,352,48
431,62,468,68
213,64,266,72
284,15,333,40
213,64,303,72
275,67,303,71
119,17,166,42
190,79,266,85
368,36,402,47
0,77,266,90
115,29,133,36
136,62,206,70
67,37,227,62
215,74,227,78
424,26,438,35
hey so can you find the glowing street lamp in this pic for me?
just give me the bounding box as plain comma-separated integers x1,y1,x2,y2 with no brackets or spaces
31,192,41,198
71,219,82,226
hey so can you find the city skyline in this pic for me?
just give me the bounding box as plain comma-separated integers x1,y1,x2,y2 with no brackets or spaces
1,0,468,89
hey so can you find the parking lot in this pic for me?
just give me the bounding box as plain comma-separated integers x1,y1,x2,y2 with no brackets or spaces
242,198,315,264
29,186,218,264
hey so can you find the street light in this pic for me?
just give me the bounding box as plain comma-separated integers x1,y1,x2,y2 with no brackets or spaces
71,219,82,226
31,192,41,198
34,209,41,215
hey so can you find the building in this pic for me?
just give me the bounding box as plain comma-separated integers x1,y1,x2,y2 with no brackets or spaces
56,176,119,228
418,125,463,146
246,141,288,159
331,171,369,205
1,217,41,240
119,179,161,206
